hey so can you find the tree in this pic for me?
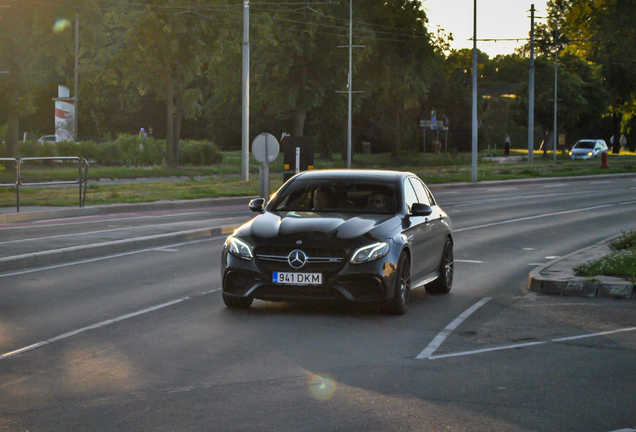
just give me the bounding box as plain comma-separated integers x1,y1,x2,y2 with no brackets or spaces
555,0,636,151
0,1,70,156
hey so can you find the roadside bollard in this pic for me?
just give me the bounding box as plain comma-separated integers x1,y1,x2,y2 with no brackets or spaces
600,151,609,169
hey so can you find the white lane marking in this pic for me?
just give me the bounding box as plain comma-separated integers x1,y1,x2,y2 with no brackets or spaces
1,211,210,230
608,428,636,432
455,259,484,264
522,248,535,251
528,263,545,266
1,288,223,360
154,248,179,252
0,216,242,246
545,256,560,260
454,204,614,233
591,181,612,184
485,187,518,192
445,190,591,209
428,326,636,360
0,237,220,278
619,200,636,205
542,183,568,188
417,297,492,360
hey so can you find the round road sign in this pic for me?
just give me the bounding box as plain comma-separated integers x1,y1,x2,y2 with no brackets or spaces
252,133,280,164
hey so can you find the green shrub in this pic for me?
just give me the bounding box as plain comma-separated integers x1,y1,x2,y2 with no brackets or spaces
77,140,101,161
97,141,121,166
55,140,79,157
610,230,636,251
19,141,39,157
180,140,223,165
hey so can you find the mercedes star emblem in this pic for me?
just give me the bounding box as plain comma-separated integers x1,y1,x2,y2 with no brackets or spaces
288,250,307,269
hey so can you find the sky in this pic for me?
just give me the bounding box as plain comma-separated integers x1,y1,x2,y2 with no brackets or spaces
422,0,549,57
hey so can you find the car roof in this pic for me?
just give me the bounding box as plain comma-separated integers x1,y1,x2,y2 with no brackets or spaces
294,169,414,182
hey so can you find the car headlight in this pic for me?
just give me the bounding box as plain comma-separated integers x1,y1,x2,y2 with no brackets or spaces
226,236,254,260
587,151,593,157
569,151,573,156
350,242,390,264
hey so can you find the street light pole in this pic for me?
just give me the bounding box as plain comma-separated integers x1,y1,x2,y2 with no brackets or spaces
471,0,478,183
347,0,352,169
528,4,535,164
241,0,250,182
553,19,558,161
74,14,79,141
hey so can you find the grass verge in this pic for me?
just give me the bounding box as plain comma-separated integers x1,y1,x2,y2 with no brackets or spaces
574,231,636,282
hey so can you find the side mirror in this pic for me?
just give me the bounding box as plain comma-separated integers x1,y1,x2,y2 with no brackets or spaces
411,203,433,217
249,198,265,212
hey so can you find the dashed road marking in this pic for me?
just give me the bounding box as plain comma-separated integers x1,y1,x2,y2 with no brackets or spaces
454,204,613,233
455,259,484,264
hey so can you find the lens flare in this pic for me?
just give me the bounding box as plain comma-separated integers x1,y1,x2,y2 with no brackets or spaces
53,18,71,33
308,374,337,401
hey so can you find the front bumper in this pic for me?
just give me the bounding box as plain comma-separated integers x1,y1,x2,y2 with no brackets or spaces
222,249,400,303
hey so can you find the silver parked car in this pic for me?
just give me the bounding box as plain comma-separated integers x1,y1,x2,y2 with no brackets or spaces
569,139,608,160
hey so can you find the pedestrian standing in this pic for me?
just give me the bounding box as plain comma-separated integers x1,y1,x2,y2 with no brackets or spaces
620,134,627,151
139,128,147,138
504,134,511,156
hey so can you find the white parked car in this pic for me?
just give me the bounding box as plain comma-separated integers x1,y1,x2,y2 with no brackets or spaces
37,135,57,145
569,139,608,160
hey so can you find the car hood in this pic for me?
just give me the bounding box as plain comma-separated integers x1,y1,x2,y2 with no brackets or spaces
237,211,401,241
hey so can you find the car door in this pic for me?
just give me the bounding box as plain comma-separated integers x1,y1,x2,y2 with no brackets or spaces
402,178,435,282
409,177,447,274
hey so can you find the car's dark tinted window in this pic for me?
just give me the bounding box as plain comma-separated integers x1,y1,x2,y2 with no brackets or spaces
269,178,398,214
403,180,418,213
408,178,431,206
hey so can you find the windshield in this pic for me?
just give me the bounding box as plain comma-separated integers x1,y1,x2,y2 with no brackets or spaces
574,141,595,149
268,178,398,214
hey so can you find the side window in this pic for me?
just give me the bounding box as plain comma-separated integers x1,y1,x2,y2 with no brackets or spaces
403,180,418,213
408,178,431,206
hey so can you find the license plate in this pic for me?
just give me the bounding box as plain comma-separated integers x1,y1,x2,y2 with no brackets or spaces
273,272,322,285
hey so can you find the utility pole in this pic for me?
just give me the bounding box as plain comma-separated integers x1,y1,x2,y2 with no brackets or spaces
471,0,478,183
336,0,363,169
553,19,558,161
241,0,250,182
74,14,79,141
528,4,535,164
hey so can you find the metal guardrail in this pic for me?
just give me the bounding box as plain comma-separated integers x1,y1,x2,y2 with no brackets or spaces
0,157,89,212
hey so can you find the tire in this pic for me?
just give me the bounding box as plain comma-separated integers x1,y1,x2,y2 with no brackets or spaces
426,237,454,295
386,253,411,315
222,292,253,309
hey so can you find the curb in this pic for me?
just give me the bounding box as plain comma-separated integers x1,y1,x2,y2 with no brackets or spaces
0,224,242,273
527,236,636,300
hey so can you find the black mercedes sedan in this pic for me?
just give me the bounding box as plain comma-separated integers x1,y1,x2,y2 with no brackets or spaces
221,169,453,314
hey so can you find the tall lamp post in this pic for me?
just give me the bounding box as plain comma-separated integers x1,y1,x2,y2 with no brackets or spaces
471,0,478,183
74,14,79,141
553,19,558,161
241,0,250,182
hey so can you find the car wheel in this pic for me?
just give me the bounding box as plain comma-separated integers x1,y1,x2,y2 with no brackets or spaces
426,238,454,295
222,292,253,309
386,253,410,315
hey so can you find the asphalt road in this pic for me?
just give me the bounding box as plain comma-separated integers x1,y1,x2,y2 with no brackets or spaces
1,175,636,431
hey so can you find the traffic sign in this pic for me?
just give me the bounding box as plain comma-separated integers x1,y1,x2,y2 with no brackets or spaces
252,133,280,164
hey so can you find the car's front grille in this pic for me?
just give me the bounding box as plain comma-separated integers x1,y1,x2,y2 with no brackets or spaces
254,246,346,271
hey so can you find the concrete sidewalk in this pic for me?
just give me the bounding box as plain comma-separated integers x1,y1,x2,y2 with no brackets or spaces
527,235,635,300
